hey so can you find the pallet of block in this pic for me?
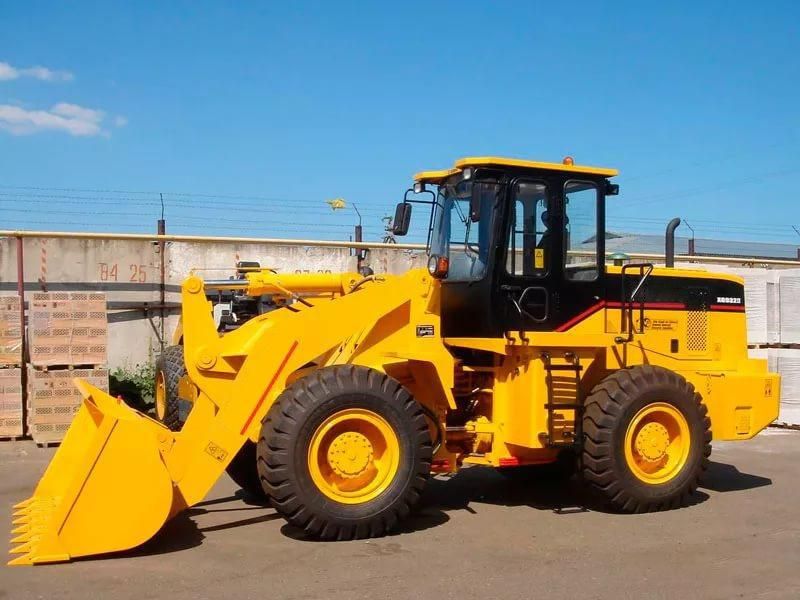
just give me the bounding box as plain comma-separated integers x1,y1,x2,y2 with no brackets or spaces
27,365,109,445
0,367,23,439
768,348,800,427
0,295,22,366
28,291,108,367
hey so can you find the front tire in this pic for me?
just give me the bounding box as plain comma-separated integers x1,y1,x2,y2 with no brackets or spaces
258,365,432,540
582,365,711,512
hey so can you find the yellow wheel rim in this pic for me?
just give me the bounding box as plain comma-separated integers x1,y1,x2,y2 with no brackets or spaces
624,402,691,484
308,408,400,505
155,371,167,420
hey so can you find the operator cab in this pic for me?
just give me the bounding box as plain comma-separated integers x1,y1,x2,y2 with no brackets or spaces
394,156,619,337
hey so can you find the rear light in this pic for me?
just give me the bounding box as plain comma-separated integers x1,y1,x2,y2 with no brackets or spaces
427,255,449,279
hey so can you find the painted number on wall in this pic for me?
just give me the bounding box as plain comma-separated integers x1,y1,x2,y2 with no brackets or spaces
129,264,147,283
98,263,118,281
98,263,148,283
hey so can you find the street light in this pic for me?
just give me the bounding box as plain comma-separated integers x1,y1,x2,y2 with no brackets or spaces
327,198,368,272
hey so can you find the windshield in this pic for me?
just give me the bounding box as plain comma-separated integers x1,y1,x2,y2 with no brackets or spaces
430,179,498,281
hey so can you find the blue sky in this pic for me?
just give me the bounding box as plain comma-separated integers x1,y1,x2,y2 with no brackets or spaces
0,1,798,244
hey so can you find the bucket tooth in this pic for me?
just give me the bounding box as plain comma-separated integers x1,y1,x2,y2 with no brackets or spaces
12,516,30,525
11,525,27,535
13,498,33,510
7,553,33,566
10,533,32,544
9,541,32,555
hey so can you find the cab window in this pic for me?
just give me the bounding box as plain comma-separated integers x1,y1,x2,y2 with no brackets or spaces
564,180,600,281
506,181,548,277
430,180,498,282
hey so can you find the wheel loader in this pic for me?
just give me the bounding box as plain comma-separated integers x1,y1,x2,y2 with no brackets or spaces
9,156,780,565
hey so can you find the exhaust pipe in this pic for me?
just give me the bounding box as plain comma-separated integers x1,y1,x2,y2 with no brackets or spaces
665,218,681,268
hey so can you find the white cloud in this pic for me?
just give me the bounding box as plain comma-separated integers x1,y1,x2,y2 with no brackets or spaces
0,102,120,137
113,115,128,127
0,62,16,80
0,61,73,82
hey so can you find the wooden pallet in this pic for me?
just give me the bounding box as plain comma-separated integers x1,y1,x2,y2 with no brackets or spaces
29,364,107,372
34,440,60,448
748,344,800,350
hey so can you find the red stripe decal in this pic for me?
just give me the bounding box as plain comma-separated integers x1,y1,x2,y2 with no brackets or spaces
240,340,299,435
555,301,606,332
710,304,745,312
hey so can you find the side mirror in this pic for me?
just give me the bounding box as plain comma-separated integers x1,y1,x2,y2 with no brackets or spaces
392,202,412,236
606,182,620,196
469,184,481,222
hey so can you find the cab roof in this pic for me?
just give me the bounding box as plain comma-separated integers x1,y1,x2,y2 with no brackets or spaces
414,156,618,184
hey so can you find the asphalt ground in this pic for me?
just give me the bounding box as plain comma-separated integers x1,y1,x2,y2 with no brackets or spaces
1,429,798,600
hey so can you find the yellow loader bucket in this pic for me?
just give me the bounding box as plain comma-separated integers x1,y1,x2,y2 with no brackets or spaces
9,380,175,565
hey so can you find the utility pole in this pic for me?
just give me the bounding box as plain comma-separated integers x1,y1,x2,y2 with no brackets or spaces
157,194,166,351
684,220,696,256
326,198,370,274
352,203,367,274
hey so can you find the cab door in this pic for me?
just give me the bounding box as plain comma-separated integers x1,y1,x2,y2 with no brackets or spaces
499,177,605,333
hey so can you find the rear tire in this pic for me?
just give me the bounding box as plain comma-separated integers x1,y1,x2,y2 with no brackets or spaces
226,441,268,501
258,365,432,540
582,365,711,512
154,345,185,432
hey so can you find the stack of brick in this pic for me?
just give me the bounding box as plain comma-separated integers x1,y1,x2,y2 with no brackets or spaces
0,296,23,438
0,368,23,439
27,292,109,444
29,292,108,367
26,367,109,443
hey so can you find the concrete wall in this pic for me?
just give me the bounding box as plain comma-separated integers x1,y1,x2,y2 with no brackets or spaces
0,236,428,370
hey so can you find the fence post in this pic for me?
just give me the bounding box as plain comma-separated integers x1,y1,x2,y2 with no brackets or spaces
16,236,27,435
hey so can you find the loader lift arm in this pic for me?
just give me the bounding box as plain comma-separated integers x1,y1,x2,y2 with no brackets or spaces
9,269,450,564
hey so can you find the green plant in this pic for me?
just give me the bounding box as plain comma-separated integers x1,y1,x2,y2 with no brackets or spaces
110,362,156,413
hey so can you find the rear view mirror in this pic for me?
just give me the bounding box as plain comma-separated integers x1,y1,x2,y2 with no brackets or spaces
606,182,619,196
392,202,412,236
470,185,481,222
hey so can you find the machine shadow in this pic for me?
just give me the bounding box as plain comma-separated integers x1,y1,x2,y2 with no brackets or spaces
279,462,712,544
101,460,767,558
416,465,711,517
109,490,277,560
279,508,451,542
699,461,772,493
116,513,206,559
